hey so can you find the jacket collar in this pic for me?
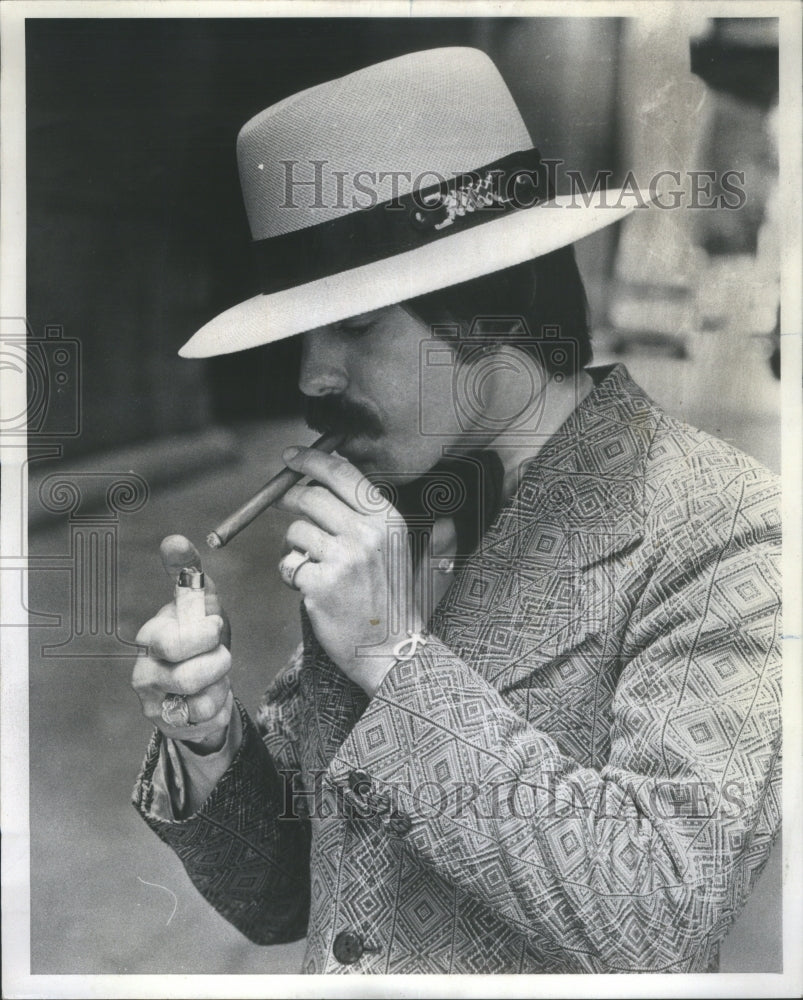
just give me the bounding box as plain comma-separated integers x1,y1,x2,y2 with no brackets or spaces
431,364,660,637
512,362,658,569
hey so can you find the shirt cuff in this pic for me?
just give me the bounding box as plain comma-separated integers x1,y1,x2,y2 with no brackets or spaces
148,703,244,821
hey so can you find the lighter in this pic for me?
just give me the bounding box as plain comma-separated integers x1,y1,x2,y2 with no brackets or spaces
175,566,206,630
161,565,221,749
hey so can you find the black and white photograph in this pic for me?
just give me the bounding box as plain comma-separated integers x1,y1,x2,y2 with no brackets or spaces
1,1,801,996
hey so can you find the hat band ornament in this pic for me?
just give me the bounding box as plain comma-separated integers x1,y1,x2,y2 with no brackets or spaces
252,148,547,296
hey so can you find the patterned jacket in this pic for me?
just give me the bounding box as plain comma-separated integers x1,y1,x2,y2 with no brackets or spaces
133,365,782,974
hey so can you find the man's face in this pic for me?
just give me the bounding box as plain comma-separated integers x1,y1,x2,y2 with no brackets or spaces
300,304,467,480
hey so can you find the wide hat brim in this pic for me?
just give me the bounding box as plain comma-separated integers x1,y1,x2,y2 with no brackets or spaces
179,190,648,359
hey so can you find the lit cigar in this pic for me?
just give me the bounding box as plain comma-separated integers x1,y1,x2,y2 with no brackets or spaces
206,430,345,549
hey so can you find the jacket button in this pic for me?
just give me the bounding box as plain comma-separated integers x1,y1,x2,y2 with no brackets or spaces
370,791,391,814
332,929,364,965
348,769,372,797
388,810,412,836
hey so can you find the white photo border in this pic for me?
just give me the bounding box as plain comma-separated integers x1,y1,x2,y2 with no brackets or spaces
2,1,801,997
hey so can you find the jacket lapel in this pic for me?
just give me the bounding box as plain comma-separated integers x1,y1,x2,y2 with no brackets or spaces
430,365,659,682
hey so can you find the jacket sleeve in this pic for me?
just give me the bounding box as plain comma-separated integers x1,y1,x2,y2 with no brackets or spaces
324,473,782,972
132,651,311,945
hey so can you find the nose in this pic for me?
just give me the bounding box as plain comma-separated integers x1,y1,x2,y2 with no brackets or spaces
298,328,349,397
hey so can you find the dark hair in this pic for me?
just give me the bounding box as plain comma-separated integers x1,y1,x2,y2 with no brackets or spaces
404,244,592,374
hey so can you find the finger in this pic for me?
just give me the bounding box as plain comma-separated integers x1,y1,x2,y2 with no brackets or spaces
137,600,229,654
157,689,235,742
204,590,224,616
276,483,355,535
141,675,229,723
147,676,230,727
135,605,175,650
285,520,333,562
153,601,178,622
160,534,202,576
137,643,233,697
160,534,219,595
138,614,225,663
278,548,319,591
182,676,231,724
154,586,228,647
283,447,388,516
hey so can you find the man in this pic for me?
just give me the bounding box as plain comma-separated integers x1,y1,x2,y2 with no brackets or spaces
131,48,781,973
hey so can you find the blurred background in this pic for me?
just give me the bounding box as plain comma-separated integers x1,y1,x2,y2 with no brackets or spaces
24,15,781,975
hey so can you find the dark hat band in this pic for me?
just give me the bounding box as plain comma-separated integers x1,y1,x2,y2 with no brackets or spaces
253,148,547,296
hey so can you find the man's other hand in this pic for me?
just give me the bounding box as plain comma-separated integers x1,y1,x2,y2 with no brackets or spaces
277,446,420,696
132,535,234,749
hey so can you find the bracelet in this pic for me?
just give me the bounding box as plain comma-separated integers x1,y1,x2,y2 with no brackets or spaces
391,630,429,661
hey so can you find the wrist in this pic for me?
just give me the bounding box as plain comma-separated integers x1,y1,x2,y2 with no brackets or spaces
360,655,398,698
356,630,430,697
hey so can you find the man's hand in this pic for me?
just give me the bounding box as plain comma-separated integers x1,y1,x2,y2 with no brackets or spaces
277,446,420,696
132,535,234,750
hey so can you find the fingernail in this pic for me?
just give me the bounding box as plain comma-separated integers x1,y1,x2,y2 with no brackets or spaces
283,446,301,462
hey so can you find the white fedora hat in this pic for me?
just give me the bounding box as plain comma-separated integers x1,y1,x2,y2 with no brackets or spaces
180,47,646,359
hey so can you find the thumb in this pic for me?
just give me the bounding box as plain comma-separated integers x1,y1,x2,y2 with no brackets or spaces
160,534,220,595
160,533,203,578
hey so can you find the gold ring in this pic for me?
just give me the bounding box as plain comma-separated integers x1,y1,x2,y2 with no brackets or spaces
280,549,312,591
161,693,191,727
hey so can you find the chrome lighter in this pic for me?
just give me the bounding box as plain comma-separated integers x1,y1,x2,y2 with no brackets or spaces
170,564,223,750
175,566,206,628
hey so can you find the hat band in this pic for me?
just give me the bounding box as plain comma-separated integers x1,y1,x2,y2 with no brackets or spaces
253,148,546,295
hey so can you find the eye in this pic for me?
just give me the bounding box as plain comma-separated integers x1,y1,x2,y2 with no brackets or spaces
338,317,375,337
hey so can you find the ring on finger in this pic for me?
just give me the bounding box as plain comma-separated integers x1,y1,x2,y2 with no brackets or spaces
280,548,313,591
161,692,192,727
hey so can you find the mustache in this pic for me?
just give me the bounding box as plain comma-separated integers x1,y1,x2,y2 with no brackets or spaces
304,394,383,440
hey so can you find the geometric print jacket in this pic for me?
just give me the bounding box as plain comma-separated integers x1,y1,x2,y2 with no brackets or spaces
133,364,782,974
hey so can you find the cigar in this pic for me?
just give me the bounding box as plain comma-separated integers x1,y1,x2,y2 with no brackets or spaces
206,430,344,549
